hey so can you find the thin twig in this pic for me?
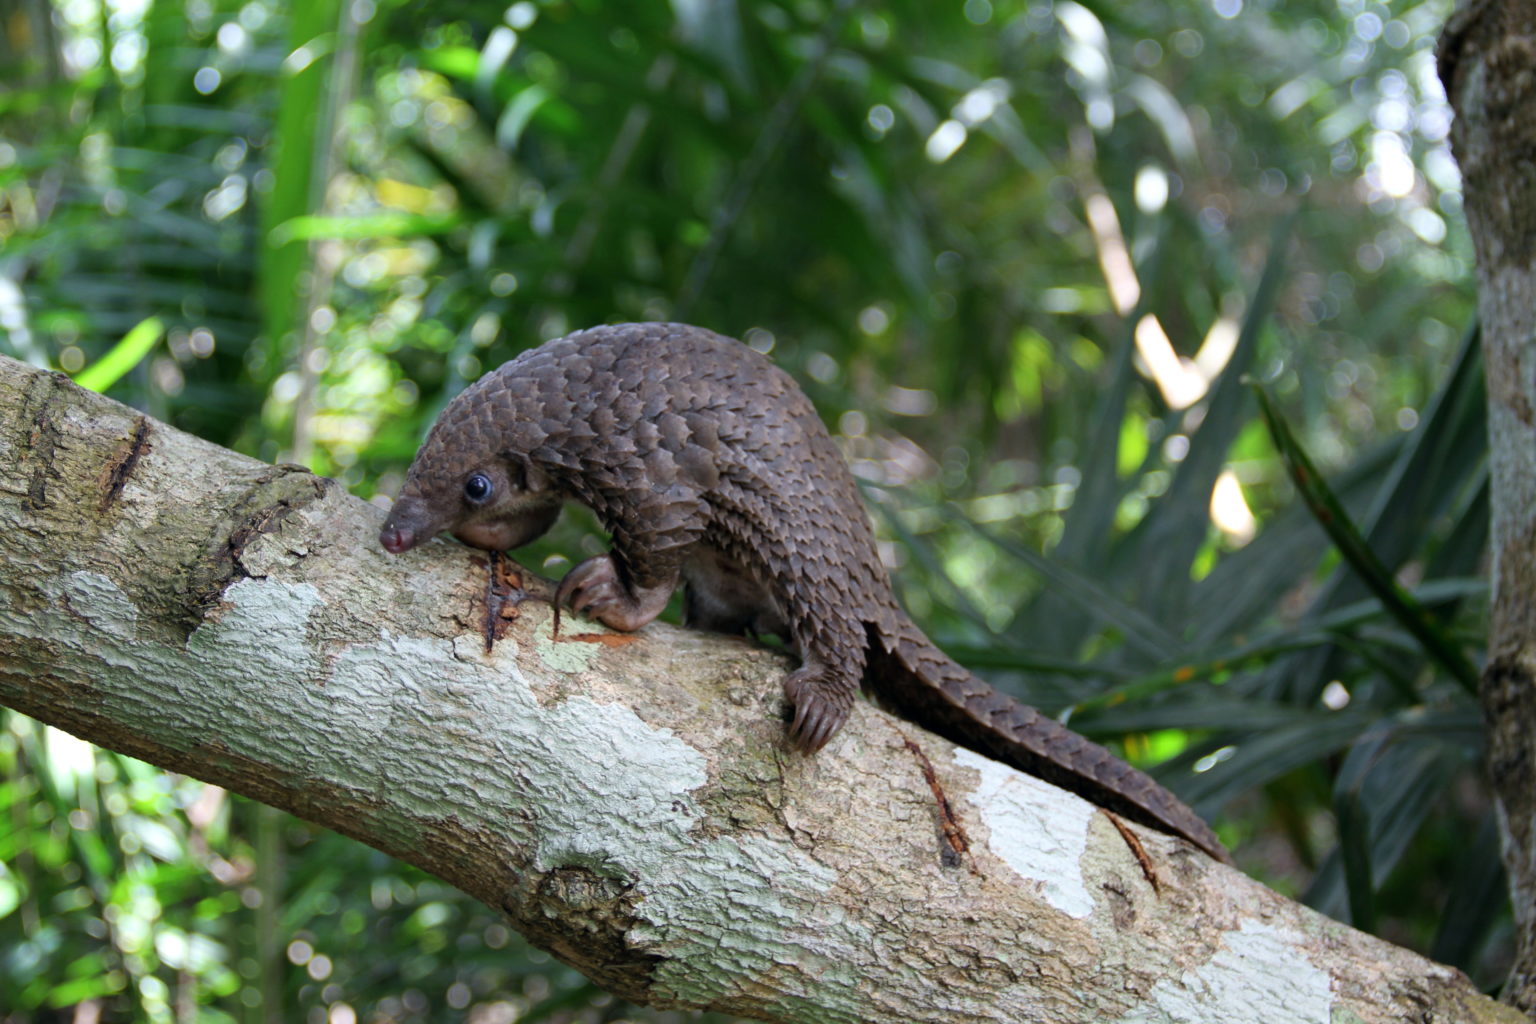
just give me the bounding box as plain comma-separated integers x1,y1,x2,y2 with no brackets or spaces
1104,812,1161,894
903,736,974,870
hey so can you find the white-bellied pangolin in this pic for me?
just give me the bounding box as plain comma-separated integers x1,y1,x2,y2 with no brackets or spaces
379,322,1228,862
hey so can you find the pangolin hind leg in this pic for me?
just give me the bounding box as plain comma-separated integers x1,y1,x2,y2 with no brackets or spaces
782,617,868,753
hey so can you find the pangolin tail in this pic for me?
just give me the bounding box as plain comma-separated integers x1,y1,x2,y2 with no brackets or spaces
865,620,1231,865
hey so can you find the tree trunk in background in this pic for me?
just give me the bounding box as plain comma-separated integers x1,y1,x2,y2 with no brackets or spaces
1439,1,1536,1014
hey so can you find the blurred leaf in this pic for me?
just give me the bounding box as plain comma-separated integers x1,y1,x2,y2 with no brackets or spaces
1050,293,1143,570
1306,725,1473,920
1256,320,1486,704
259,0,340,365
270,211,465,244
520,980,605,1023
1355,321,1485,571
1336,788,1375,932
1126,211,1293,622
1176,714,1372,810
1251,381,1479,694
1185,438,1396,649
963,513,1181,661
73,316,164,393
1430,813,1507,972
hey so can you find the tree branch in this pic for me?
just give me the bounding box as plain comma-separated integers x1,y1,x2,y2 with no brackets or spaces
0,354,1517,1023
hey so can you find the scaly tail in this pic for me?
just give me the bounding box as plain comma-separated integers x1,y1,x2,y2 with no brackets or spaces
866,620,1231,864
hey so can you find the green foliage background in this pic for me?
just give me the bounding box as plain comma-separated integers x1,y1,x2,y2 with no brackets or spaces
0,0,1493,1020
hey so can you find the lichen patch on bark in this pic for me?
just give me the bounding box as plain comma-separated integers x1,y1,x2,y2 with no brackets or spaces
1110,920,1332,1024
953,748,1097,918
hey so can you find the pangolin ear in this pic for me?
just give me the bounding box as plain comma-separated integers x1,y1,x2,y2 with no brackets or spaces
505,452,550,494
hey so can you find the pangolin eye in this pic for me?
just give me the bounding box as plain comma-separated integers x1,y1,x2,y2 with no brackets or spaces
464,473,493,503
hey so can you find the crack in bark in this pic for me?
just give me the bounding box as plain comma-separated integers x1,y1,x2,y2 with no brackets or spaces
18,370,72,512
97,415,152,512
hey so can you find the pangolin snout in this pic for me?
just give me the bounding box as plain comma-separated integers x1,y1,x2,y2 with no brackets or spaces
378,496,436,555
379,524,416,553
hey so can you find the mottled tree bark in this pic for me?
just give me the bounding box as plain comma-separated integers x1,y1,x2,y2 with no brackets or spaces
1439,1,1536,1014
0,354,1520,1023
